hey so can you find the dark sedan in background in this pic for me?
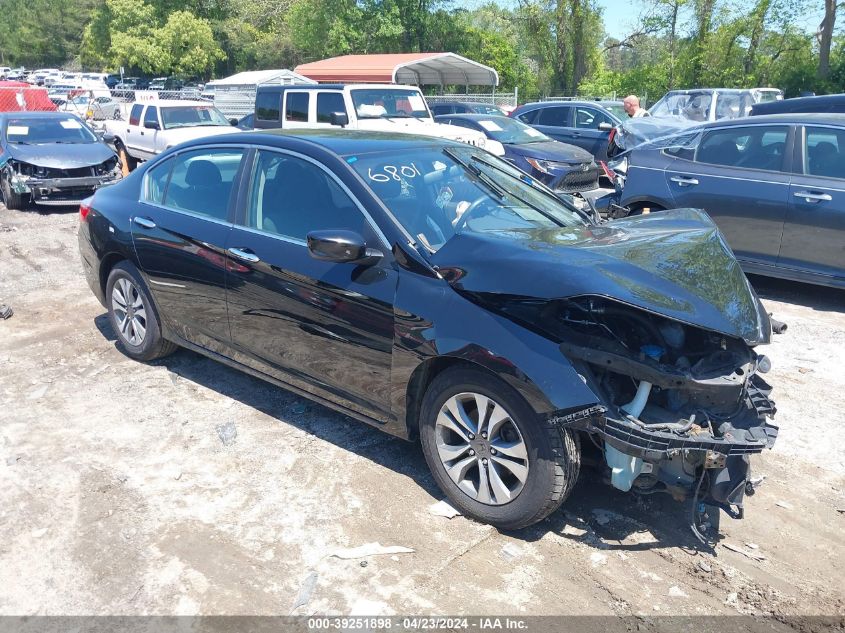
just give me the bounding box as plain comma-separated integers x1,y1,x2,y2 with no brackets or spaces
1,111,121,209
434,113,603,195
78,129,777,538
509,100,622,157
618,113,845,288
428,100,507,116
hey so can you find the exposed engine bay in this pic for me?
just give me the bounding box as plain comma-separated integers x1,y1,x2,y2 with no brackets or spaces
491,294,778,543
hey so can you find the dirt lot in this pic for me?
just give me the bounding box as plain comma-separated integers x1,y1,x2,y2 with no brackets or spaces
1,202,844,619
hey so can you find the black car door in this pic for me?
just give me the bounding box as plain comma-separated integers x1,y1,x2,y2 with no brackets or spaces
779,124,845,282
666,124,792,266
131,146,247,354
225,148,397,421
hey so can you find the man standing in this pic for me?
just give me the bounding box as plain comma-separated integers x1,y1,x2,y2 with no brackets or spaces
623,95,649,118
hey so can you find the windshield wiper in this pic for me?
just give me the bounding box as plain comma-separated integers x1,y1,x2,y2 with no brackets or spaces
468,153,591,225
443,147,505,200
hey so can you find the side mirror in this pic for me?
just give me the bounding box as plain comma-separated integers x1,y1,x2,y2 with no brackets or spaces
330,112,349,128
307,230,382,265
144,120,160,130
102,132,115,144
598,122,613,132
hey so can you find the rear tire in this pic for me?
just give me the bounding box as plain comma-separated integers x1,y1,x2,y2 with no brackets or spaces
1,174,27,210
106,261,177,361
419,367,580,530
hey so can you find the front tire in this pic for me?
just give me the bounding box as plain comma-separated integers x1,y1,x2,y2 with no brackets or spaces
1,174,27,210
419,367,580,530
106,261,176,361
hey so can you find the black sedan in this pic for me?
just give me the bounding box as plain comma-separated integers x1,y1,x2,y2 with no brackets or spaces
1,111,122,209
434,113,602,195
618,113,845,289
78,130,777,534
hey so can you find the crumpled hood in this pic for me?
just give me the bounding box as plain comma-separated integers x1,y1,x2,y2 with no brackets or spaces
508,140,593,164
617,116,702,151
5,141,116,169
431,208,770,345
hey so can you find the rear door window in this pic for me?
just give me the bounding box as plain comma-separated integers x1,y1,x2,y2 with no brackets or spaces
285,92,310,122
162,148,245,220
129,104,143,126
537,106,570,127
256,92,281,121
695,125,789,171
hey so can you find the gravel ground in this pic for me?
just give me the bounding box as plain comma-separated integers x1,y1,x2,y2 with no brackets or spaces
1,203,844,618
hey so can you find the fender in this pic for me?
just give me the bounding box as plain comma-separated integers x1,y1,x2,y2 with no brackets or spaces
389,271,599,439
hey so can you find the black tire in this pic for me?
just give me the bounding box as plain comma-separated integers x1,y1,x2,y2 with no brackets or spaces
105,261,177,361
419,367,580,530
1,174,27,210
115,141,137,176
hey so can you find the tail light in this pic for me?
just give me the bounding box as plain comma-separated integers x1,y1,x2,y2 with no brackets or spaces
608,126,617,147
79,197,94,221
599,160,615,181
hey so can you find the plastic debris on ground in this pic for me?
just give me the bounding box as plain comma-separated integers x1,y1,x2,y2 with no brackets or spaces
329,542,414,560
428,499,461,519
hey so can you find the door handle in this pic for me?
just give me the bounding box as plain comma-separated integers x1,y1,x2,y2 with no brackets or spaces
670,176,699,186
133,216,156,229
571,132,581,138
227,247,260,263
793,191,832,202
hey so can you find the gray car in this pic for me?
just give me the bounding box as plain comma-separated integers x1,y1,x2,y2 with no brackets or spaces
618,113,845,289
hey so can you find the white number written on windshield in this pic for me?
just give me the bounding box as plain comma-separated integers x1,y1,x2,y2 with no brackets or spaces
367,163,422,182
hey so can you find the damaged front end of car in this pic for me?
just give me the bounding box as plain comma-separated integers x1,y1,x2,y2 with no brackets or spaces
494,294,778,542
432,208,779,541
1,156,122,207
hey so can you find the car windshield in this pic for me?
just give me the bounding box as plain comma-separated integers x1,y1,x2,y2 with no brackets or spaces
471,116,551,144
160,106,230,129
348,145,586,252
4,117,97,144
351,88,431,120
649,92,714,122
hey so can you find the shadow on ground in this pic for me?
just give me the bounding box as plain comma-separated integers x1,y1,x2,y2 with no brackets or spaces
749,274,845,314
94,311,714,553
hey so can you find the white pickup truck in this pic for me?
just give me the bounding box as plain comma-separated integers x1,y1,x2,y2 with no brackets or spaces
251,83,504,155
103,100,240,173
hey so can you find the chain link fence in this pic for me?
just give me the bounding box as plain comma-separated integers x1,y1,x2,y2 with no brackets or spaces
0,86,58,112
423,89,519,109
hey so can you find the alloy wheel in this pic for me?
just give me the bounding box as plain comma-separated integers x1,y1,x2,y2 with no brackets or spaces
435,392,529,505
111,277,147,346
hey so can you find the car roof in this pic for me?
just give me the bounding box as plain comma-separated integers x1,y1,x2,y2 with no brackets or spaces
434,113,508,120
429,100,500,106
257,83,424,92
174,128,465,156
518,100,614,108
131,100,215,107
0,111,83,120
701,112,845,127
